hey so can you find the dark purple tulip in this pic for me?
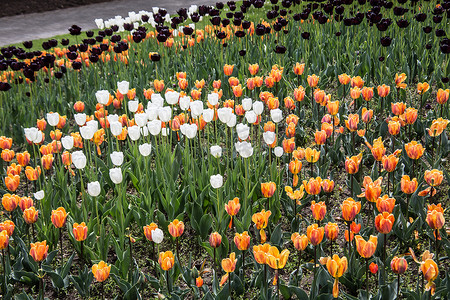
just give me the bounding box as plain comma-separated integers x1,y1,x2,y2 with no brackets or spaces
23,41,33,49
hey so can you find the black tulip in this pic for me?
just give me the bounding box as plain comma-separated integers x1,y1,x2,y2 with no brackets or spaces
211,16,221,26
72,61,82,70
0,82,12,92
54,72,63,79
423,26,432,34
239,49,246,56
89,54,99,63
255,24,265,35
336,31,342,36
142,15,149,22
242,20,251,29
42,42,51,50
150,53,161,61
216,31,227,39
396,19,409,28
221,19,230,26
426,43,432,50
216,2,224,9
111,35,121,43
86,31,94,37
379,56,385,61
380,36,392,47
442,77,449,84
105,28,113,36
415,13,427,22
301,32,310,39
433,15,443,23
436,29,446,37
23,41,33,49
69,25,82,36
274,45,286,54
78,44,88,52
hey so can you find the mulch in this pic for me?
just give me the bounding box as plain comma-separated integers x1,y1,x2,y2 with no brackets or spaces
1,0,112,18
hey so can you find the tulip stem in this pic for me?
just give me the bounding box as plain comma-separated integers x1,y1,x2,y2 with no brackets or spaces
2,249,6,296
228,271,232,300
366,258,369,298
80,241,84,265
59,228,64,264
31,223,35,242
405,195,410,225
435,229,439,264
166,270,171,293
242,250,245,289
397,273,401,299
347,222,352,259
383,234,387,282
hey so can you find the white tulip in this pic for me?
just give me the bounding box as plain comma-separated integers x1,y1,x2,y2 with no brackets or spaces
245,111,257,124
139,143,152,156
128,100,139,113
210,174,223,189
274,146,284,157
61,136,74,150
135,113,148,127
95,90,110,105
110,151,124,166
179,96,191,110
87,181,101,197
95,18,104,29
165,91,180,105
74,113,87,126
242,98,252,111
147,120,162,135
263,131,276,145
33,190,44,200
107,114,119,124
181,124,197,139
86,120,98,132
270,108,283,123
47,112,60,126
145,105,159,121
210,145,222,158
72,151,87,169
24,127,39,142
190,101,203,119
151,228,164,244
117,81,129,95
253,101,264,115
236,123,250,140
161,128,169,137
227,114,237,127
109,167,123,184
235,141,253,158
141,126,149,137
158,106,172,123
110,121,123,136
151,93,164,107
80,125,95,140
202,109,214,123
128,125,140,141
217,107,232,123
33,131,43,144
207,93,219,106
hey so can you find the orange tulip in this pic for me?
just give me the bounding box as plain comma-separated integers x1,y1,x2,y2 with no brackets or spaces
284,186,305,205
361,107,373,124
0,136,12,150
349,87,361,100
311,201,326,221
178,78,188,90
220,252,237,285
282,137,295,153
355,235,377,258
29,241,49,262
168,219,184,238
291,233,309,251
73,222,88,241
196,276,204,287
19,197,33,212
16,151,30,167
375,212,395,234
37,119,47,131
321,179,335,193
266,246,289,270
359,176,382,203
252,210,271,243
261,182,276,198
388,120,401,136
410,250,439,295
23,207,38,224
341,198,361,222
382,151,401,172
73,101,85,112
304,147,320,163
320,254,348,298
25,166,41,181
284,97,295,110
417,82,430,95
159,251,175,271
376,195,396,213
424,169,443,187
253,243,270,265
209,232,222,248
327,100,339,116
2,193,19,212
307,224,324,246
234,231,251,250
293,63,305,76
249,63,259,75
223,64,234,76
1,149,14,162
404,141,425,160
294,86,306,102
338,74,351,85
307,74,319,87
153,79,164,92
225,197,240,228
324,222,339,241
92,261,111,282
400,175,418,194
41,154,54,170
377,84,390,97
361,87,374,101
395,73,407,89
404,107,418,125
314,130,327,145
351,76,364,88
143,223,158,242
345,153,362,174
391,256,408,274
303,177,322,195
0,220,15,236
436,88,449,105
427,118,449,137
0,230,9,250
345,114,359,132
365,137,386,161
369,262,379,274
426,206,445,231
391,102,406,116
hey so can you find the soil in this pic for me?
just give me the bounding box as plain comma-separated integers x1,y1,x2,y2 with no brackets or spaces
0,0,113,18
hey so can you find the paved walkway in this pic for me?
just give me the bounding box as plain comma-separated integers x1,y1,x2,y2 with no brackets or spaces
0,0,217,47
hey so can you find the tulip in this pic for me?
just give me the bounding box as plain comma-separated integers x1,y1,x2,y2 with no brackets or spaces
324,223,339,242
73,222,88,242
341,198,361,222
314,130,327,145
359,176,382,203
365,137,385,162
5,174,20,192
307,74,319,87
23,206,38,224
303,177,322,195
311,201,326,222
51,207,67,228
159,251,175,271
225,197,240,228
285,186,305,209
391,256,408,298
196,277,204,288
320,255,348,298
345,114,359,132
143,223,158,242
220,252,237,289
0,230,9,250
2,193,19,212
109,168,123,184
424,169,443,188
291,233,308,251
436,88,449,105
391,102,406,116
261,182,276,198
305,147,320,164
210,174,223,189
234,231,250,251
29,241,49,262
223,64,234,76
338,74,351,85
92,261,111,282
376,195,396,213
293,62,305,76
209,232,222,248
168,219,184,257
405,141,425,163
395,73,407,90
369,262,378,274
426,205,445,244
0,220,15,237
417,82,430,95
151,228,164,244
375,212,395,234
404,107,418,125
252,210,271,243
345,153,362,174
307,224,324,246
355,235,377,259
16,151,30,167
410,249,439,295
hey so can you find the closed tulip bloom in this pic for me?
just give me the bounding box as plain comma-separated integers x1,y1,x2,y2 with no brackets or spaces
320,254,348,298
51,207,67,228
196,276,204,287
359,176,382,202
291,233,308,251
92,261,111,282
377,84,390,97
5,174,20,192
303,177,322,195
424,169,443,187
253,243,270,264
324,223,339,241
365,137,386,161
349,87,361,100
362,87,374,101
305,147,320,163
16,151,31,167
388,120,401,136
209,232,222,248
294,86,306,102
289,159,302,176
426,209,445,230
153,79,164,92
220,252,237,285
391,256,408,274
327,101,339,116
401,175,418,194
234,231,251,250
315,130,327,145
375,212,395,234
321,179,335,193
341,198,361,222
376,195,396,213
0,220,15,237
404,107,418,125
293,62,305,75
223,64,234,76
404,141,425,160
436,88,449,105
0,230,9,250
2,193,19,212
1,149,14,162
307,74,319,87
417,82,430,95
338,74,351,85
29,241,49,262
355,235,377,258
307,224,324,246
369,262,379,274
345,153,363,174
168,219,184,237
18,197,33,212
143,223,158,242
382,151,401,172
225,197,240,228
252,210,271,243
159,251,175,271
351,76,364,88
395,73,407,89
23,206,38,224
266,246,290,270
360,108,373,124
391,102,406,115
261,182,276,198
73,222,88,241
314,89,326,105
0,136,12,150
248,63,259,75
284,97,296,110
311,201,326,221
345,114,359,132
41,154,54,170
